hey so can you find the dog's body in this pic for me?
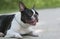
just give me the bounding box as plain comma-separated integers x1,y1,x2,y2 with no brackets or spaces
0,2,39,39
5,12,37,38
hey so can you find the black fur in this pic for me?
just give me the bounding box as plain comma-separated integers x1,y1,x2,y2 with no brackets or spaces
21,8,33,23
0,14,15,34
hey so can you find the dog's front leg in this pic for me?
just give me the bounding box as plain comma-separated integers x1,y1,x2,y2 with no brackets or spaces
14,33,23,39
5,31,23,39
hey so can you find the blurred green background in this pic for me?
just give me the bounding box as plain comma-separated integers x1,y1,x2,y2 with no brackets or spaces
0,0,60,13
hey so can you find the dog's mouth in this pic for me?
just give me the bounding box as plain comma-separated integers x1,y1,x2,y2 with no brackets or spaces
26,19,38,25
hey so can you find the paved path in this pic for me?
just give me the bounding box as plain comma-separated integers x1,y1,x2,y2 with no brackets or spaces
37,8,60,39
0,8,60,39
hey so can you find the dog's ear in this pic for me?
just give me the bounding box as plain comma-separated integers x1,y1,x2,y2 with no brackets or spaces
32,4,35,9
19,1,26,11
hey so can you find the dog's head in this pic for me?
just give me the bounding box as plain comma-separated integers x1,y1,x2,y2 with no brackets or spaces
19,2,39,25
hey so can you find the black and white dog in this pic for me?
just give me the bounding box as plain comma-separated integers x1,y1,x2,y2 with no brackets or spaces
0,2,39,39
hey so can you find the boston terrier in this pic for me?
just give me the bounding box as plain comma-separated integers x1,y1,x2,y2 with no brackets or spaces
5,1,39,39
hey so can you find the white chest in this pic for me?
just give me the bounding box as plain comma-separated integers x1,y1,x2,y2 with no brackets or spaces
9,13,31,34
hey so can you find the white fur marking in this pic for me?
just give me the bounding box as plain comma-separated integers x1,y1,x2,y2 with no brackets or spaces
31,9,35,16
31,9,36,19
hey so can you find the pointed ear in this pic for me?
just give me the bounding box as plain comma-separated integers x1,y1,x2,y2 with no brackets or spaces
32,4,35,9
19,1,26,11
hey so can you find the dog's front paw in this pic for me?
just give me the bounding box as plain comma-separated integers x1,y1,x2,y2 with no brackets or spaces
28,32,39,37
15,34,23,39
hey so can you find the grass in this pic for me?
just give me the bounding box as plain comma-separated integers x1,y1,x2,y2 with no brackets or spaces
0,0,60,13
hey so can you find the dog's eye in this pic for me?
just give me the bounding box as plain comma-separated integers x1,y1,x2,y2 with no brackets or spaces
27,12,33,17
